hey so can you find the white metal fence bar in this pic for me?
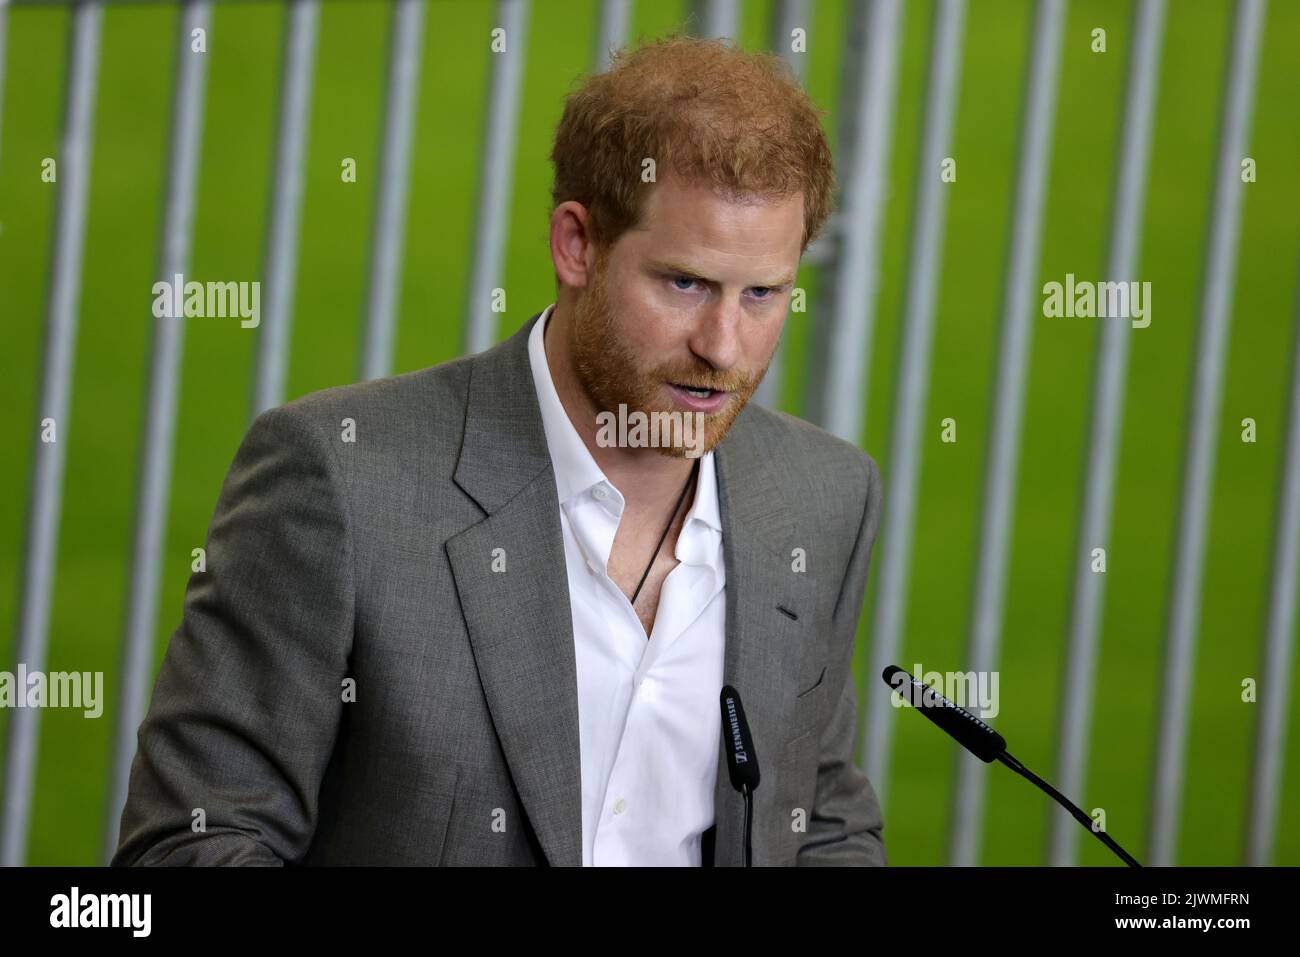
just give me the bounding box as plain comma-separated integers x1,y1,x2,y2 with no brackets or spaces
251,0,319,416
1,0,103,868
1151,0,1268,868
593,0,630,73
861,0,967,807
804,0,902,444
1049,0,1165,866
754,0,811,411
359,0,425,381
101,0,212,865
1246,249,1300,866
463,0,529,354
949,0,1067,868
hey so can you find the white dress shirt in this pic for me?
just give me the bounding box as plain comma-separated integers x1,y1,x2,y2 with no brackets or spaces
527,303,727,866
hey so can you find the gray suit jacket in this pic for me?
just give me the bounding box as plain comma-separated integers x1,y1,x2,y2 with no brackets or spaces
112,309,886,867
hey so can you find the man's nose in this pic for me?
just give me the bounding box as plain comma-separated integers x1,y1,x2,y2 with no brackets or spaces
688,296,744,373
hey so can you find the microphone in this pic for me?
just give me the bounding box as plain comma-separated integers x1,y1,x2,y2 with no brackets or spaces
882,664,1142,867
883,665,1006,761
719,685,759,866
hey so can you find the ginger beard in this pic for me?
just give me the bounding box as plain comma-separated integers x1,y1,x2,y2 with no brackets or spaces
569,248,774,459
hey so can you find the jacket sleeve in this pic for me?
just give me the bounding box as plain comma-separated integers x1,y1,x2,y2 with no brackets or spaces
796,451,887,865
112,403,355,866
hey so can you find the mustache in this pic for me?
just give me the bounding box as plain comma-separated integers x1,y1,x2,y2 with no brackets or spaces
659,370,753,392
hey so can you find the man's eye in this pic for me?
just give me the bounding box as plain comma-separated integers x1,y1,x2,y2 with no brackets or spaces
751,286,774,299
671,275,698,291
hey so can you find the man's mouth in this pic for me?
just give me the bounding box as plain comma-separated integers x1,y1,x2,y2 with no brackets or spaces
667,381,730,413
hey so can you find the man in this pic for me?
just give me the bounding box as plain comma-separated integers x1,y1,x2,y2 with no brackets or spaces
113,35,886,867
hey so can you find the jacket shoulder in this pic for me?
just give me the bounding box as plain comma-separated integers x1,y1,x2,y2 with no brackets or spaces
272,355,474,426
239,356,477,485
738,402,877,490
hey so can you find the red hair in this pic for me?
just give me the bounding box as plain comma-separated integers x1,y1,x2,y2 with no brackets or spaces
550,34,836,254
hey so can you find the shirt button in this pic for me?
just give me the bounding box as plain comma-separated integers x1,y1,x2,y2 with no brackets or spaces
613,798,627,815
586,558,601,575
593,485,609,501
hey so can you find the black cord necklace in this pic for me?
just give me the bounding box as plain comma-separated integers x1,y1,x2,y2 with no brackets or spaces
629,457,701,607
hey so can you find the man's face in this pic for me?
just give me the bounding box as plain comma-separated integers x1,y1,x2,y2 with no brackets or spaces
568,175,804,457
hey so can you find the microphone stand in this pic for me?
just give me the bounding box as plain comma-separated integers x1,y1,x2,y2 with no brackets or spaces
995,751,1141,867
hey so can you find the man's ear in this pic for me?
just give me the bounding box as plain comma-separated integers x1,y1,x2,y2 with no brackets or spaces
550,201,598,289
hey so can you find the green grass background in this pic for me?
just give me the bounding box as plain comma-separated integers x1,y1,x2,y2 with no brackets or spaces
1,0,1298,866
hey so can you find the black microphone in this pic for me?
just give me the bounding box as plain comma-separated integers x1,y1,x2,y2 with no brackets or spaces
882,664,1142,867
719,685,759,866
883,664,1006,761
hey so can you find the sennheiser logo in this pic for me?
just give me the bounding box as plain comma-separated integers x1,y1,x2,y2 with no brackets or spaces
724,696,747,763
50,887,151,937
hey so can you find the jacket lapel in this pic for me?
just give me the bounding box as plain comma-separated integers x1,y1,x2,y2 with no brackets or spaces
709,410,814,866
446,312,584,867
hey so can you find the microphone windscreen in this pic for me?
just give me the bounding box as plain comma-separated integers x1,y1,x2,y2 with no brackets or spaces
719,685,760,791
882,665,1007,763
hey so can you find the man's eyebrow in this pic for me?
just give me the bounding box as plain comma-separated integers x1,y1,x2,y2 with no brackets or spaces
648,259,796,288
